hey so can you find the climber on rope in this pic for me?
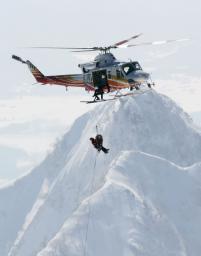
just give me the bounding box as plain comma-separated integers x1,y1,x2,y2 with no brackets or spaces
90,134,109,154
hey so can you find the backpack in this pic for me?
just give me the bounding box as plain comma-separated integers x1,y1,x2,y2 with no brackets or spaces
95,134,103,146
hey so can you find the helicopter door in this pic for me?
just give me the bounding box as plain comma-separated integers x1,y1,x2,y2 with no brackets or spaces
92,70,108,88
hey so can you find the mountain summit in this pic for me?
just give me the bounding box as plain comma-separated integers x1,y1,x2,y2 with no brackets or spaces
1,90,201,256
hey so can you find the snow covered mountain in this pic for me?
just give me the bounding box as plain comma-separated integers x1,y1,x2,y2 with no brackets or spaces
1,90,201,256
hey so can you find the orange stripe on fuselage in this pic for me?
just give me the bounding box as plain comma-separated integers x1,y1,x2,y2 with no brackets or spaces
108,79,129,89
41,78,85,87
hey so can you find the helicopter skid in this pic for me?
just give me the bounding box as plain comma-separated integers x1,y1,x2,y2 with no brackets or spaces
81,88,151,104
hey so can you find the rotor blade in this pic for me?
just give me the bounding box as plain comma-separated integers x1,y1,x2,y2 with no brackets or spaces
126,38,189,47
27,46,98,50
112,33,143,47
71,49,99,52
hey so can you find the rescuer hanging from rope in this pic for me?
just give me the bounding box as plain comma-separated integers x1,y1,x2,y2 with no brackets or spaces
90,134,109,154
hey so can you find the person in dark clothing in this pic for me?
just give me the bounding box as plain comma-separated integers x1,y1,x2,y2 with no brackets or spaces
147,83,152,88
90,134,109,154
106,83,110,93
93,87,104,101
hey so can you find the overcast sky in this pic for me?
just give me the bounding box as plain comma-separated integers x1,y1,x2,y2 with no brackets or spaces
0,0,201,183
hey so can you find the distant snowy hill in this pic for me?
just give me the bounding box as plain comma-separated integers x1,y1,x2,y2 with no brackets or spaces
0,118,69,182
1,90,201,256
191,111,201,127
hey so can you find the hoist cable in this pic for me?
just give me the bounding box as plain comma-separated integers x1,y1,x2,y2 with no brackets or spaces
83,151,98,256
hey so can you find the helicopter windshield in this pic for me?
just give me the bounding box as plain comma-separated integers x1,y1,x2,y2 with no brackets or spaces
132,62,142,71
122,62,142,75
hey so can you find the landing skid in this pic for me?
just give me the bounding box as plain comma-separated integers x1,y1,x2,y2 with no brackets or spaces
80,89,151,104
80,98,116,104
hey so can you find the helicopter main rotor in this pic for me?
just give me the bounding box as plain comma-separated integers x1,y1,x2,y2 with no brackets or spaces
28,34,143,53
28,34,188,54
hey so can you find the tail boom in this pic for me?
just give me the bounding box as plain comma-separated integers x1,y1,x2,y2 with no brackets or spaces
12,55,85,87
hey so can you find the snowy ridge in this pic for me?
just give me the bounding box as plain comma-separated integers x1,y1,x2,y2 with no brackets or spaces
39,151,201,256
1,90,201,256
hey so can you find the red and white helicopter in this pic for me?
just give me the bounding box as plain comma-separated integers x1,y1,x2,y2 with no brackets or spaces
12,34,187,102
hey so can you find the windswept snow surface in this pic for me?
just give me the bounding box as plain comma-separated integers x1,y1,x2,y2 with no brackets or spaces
1,90,201,256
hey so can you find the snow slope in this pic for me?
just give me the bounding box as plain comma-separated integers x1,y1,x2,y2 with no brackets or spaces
1,90,201,256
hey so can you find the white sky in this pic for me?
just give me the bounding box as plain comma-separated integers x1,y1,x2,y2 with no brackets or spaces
0,0,201,182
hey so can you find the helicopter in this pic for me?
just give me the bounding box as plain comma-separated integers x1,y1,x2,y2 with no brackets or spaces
12,34,188,102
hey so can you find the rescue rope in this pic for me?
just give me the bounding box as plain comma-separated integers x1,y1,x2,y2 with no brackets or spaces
96,125,98,134
81,104,108,255
83,151,98,256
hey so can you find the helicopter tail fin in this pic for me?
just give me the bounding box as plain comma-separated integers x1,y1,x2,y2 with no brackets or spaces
26,60,45,82
12,55,45,82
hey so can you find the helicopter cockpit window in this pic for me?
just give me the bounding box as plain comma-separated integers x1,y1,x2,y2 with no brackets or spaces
122,63,134,75
132,62,142,70
122,62,142,75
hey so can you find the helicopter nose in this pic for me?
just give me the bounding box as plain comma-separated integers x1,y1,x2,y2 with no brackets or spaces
134,71,150,82
144,72,150,79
